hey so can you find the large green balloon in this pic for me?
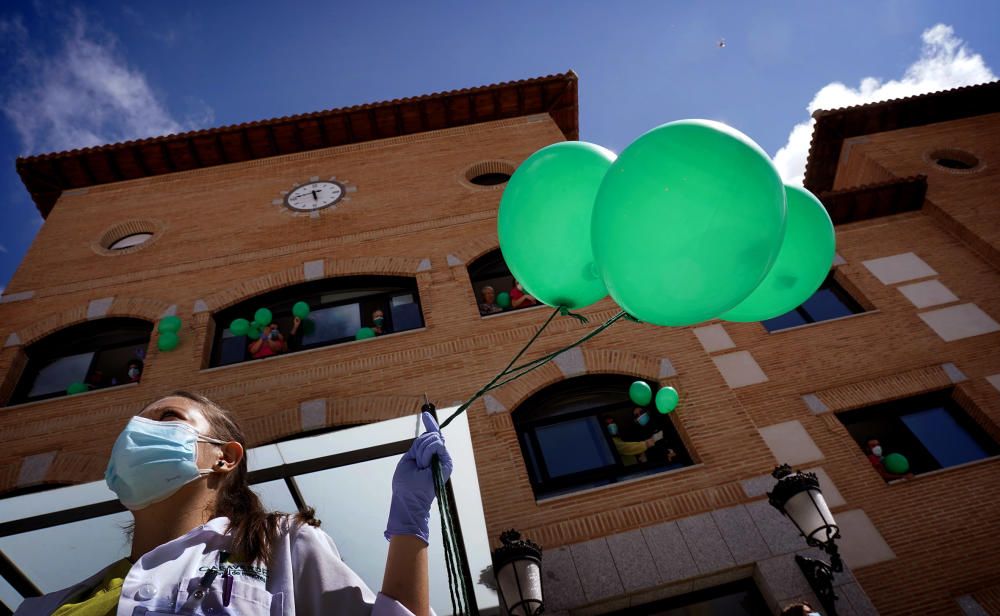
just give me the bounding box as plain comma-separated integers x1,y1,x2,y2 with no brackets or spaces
158,315,182,333
884,453,910,475
721,185,835,322
254,308,273,327
158,331,180,352
655,386,679,414
592,120,786,326
498,141,615,309
355,327,376,340
292,301,311,319
230,318,250,336
66,382,88,395
628,381,652,406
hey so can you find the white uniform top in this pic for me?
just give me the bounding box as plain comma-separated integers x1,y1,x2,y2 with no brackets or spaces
14,516,414,616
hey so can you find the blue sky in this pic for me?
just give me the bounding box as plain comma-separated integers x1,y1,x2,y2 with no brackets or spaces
1,1,997,293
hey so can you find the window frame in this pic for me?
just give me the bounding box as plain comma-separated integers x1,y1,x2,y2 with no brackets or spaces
467,249,545,317
762,271,866,332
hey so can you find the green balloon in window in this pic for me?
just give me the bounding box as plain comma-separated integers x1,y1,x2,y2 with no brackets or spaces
720,185,835,322
592,120,786,326
628,380,652,406
158,315,182,333
247,322,262,340
883,453,910,475
655,386,679,414
292,301,311,319
157,331,180,352
355,327,376,340
229,318,250,337
498,141,615,310
66,382,88,395
496,292,511,309
254,308,273,327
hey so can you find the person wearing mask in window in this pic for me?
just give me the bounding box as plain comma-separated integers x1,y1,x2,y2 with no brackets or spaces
249,323,287,359
780,601,821,616
126,359,143,383
631,407,678,467
509,279,538,309
604,415,657,466
372,309,387,335
865,438,913,481
477,286,503,315
14,391,451,616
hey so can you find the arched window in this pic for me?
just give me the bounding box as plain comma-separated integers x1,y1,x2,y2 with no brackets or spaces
467,249,542,316
7,318,152,406
513,374,693,499
210,276,424,367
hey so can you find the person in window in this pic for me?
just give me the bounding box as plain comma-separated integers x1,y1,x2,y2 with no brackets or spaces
126,359,143,383
14,391,451,616
287,316,304,351
249,324,287,359
477,286,503,315
372,309,387,335
631,407,679,467
509,279,539,309
865,438,913,480
604,416,657,466
86,369,110,391
780,601,820,616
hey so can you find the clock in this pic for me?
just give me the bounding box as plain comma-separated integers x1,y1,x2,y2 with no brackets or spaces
284,180,344,211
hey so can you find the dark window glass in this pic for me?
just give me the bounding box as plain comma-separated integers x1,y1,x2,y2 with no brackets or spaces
209,276,423,367
514,374,693,498
467,249,541,316
838,391,999,481
8,318,152,406
469,172,510,186
610,579,770,615
763,272,865,332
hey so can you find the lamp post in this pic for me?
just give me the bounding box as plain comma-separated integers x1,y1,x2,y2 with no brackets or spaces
767,464,843,616
491,529,544,616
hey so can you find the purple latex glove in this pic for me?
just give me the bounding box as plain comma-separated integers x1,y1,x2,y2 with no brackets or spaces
384,412,453,544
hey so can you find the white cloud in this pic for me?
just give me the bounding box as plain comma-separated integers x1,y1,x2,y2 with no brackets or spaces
2,9,207,155
773,24,996,186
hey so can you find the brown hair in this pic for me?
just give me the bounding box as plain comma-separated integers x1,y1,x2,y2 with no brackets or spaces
170,390,319,564
779,602,815,616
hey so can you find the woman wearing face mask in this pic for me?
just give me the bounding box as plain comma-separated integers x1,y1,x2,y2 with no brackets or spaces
15,391,451,616
865,438,912,481
604,415,657,466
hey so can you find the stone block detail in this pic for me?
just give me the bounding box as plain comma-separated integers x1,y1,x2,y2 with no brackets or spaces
193,299,209,314
693,324,735,353
0,290,35,303
641,521,699,584
539,546,584,612
4,333,21,348
712,505,771,565
659,358,677,378
416,258,432,272
17,451,57,486
802,393,829,414
919,303,1000,341
605,529,660,592
446,254,463,267
835,509,896,569
712,351,768,388
552,347,586,378
746,500,804,555
677,512,736,573
304,259,325,281
568,538,624,603
957,594,989,616
862,252,937,285
987,374,1000,393
941,362,967,383
897,279,958,308
87,297,115,319
299,399,328,431
161,304,178,317
758,420,824,466
483,395,507,414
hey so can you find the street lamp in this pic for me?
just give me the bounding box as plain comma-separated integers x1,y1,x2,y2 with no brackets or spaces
491,529,544,616
767,464,843,616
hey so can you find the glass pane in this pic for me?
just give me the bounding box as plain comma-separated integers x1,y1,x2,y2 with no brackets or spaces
534,417,615,478
27,352,95,397
0,482,117,524
801,288,853,322
0,567,23,613
250,479,299,514
0,512,131,594
761,310,807,332
901,407,990,468
246,444,285,472
109,233,152,249
303,304,361,345
219,335,248,365
275,413,424,464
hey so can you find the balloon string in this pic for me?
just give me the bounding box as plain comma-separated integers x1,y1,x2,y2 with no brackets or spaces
439,310,629,429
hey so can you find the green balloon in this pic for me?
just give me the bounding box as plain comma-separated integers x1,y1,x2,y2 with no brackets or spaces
496,292,511,309
66,382,88,395
721,185,835,322
355,327,376,340
884,453,910,475
592,120,786,326
158,315,182,333
292,301,311,319
158,331,180,352
498,141,614,309
248,323,262,340
628,381,652,406
254,308,273,327
655,386,680,414
230,318,250,336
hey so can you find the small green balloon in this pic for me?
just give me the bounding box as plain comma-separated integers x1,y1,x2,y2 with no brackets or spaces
66,382,88,395
655,386,680,414
247,323,262,340
883,453,910,475
628,381,653,406
158,315,182,333
592,120,786,326
498,141,615,309
721,185,835,322
157,331,180,352
230,318,250,337
496,292,511,309
355,327,376,340
292,301,311,319
254,308,273,327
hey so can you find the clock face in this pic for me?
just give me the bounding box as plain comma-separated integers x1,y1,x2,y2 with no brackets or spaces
285,181,344,211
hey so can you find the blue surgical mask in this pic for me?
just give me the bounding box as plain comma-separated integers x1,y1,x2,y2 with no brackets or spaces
105,416,228,510
871,445,883,457
636,413,650,427
607,423,618,436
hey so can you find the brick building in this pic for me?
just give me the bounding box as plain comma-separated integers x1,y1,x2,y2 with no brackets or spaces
0,73,998,615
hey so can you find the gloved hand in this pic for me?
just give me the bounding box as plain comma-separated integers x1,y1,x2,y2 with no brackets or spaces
384,412,453,544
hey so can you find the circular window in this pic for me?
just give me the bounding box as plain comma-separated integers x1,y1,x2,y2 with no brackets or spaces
463,161,516,189
95,220,163,256
926,149,982,173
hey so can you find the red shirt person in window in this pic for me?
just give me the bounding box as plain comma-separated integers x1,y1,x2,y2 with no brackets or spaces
509,280,539,309
249,324,287,359
865,438,913,480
